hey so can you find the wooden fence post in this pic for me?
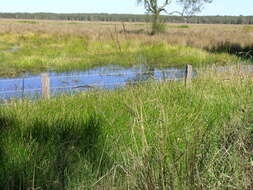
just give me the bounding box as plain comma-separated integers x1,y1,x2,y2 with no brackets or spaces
41,73,50,99
185,64,192,87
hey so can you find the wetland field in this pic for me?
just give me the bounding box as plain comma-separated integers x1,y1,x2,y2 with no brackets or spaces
0,19,253,189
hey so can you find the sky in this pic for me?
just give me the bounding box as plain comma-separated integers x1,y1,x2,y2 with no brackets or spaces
0,0,252,16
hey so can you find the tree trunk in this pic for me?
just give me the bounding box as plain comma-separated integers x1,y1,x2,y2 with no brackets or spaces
151,12,160,35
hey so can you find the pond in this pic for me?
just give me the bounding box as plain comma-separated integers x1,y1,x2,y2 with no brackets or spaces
0,65,189,100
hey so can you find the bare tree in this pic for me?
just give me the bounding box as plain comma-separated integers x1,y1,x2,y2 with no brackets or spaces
176,0,213,23
137,0,213,34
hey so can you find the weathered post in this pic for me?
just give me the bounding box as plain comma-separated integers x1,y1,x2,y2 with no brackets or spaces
41,73,50,99
185,65,192,87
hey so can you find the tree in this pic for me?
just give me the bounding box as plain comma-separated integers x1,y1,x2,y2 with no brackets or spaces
137,0,213,34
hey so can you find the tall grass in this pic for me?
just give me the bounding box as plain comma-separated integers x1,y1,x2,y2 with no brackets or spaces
0,67,253,189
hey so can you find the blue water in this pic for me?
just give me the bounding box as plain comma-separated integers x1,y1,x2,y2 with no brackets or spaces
0,65,188,100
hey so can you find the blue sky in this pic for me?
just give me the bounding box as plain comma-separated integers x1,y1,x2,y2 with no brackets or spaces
1,0,252,16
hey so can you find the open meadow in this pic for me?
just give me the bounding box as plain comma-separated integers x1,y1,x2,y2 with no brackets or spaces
0,19,253,189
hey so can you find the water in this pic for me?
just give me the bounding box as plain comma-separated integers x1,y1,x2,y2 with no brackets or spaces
0,65,188,100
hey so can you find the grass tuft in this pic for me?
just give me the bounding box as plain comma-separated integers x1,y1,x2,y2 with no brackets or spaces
16,20,39,24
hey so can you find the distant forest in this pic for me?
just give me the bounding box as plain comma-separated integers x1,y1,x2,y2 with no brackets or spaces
0,13,253,24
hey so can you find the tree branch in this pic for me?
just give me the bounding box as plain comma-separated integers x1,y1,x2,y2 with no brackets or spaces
164,10,184,16
159,0,173,10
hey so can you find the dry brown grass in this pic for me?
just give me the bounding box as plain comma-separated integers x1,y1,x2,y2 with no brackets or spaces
1,19,253,50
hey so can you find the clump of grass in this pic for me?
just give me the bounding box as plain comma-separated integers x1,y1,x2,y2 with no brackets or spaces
243,25,253,32
67,22,83,25
151,22,167,34
0,67,253,189
168,24,190,29
16,20,39,24
177,25,190,28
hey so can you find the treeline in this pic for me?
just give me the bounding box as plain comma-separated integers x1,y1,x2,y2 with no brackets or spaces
0,12,253,24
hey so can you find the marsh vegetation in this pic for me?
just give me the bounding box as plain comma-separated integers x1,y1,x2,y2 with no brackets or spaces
0,20,252,77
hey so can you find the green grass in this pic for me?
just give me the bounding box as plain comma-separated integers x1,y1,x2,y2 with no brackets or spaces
0,69,253,189
168,25,190,29
16,20,39,24
67,22,83,25
0,32,243,78
243,25,253,32
0,41,15,51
